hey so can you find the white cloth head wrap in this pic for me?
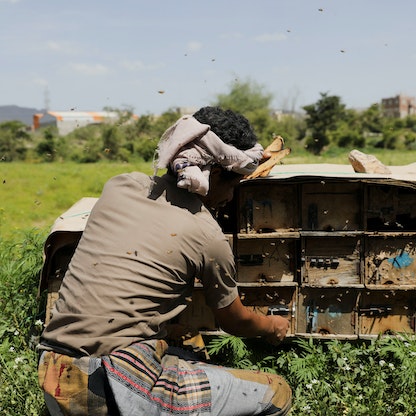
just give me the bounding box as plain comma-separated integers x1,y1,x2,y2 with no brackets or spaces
154,115,264,195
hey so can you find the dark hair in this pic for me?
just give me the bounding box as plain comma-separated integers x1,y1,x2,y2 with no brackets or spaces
193,106,258,150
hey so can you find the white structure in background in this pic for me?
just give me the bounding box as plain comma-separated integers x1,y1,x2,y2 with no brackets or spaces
33,111,136,135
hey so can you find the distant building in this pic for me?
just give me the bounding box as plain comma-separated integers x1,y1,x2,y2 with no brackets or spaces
381,94,416,118
271,109,302,121
33,111,137,135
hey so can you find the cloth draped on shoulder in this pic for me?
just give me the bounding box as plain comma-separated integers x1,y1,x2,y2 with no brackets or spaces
154,115,264,196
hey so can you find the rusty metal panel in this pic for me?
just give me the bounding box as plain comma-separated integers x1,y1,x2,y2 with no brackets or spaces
359,290,416,335
297,288,358,336
365,235,416,286
301,182,361,231
236,237,297,283
239,286,296,336
301,235,362,286
238,183,298,233
366,185,416,231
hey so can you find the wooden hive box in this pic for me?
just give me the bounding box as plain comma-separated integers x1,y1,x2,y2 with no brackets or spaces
300,232,363,286
238,182,299,233
366,184,416,231
235,234,298,283
365,233,416,286
301,182,361,231
239,285,297,336
296,287,359,338
358,289,416,336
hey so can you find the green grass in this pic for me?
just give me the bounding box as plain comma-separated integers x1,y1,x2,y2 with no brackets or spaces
0,160,154,239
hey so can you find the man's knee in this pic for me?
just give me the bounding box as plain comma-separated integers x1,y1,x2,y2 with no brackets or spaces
225,369,292,415
264,374,292,416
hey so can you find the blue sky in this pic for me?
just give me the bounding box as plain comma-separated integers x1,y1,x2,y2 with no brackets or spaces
1,0,416,115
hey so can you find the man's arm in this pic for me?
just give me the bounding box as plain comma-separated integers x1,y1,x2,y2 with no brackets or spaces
212,296,289,345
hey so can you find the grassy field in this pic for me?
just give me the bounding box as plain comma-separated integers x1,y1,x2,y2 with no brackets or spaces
1,150,416,415
1,148,415,238
0,160,153,239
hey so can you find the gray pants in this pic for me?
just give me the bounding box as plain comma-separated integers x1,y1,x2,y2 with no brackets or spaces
39,341,292,415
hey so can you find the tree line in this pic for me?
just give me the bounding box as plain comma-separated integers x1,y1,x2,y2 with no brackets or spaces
1,80,416,163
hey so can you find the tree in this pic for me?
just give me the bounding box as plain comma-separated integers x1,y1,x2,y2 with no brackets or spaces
102,125,122,161
378,115,416,150
36,128,57,161
303,93,346,154
0,121,31,161
214,79,273,114
213,79,279,146
359,103,385,134
334,109,365,148
66,124,103,163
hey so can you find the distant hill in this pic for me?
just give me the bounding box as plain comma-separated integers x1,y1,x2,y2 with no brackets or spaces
0,105,44,126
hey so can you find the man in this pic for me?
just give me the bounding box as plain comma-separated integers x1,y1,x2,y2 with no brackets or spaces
38,106,292,415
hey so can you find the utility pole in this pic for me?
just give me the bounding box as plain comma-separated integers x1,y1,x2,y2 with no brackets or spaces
44,86,50,112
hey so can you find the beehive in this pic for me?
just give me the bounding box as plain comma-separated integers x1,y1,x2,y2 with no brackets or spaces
40,164,416,340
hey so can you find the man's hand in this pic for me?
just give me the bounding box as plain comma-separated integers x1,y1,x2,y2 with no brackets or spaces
213,297,290,345
264,315,290,345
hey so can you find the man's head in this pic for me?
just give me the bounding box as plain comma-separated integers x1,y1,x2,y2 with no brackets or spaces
193,106,258,151
192,107,259,210
156,106,262,210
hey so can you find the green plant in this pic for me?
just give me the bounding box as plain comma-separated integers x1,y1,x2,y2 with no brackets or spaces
303,93,347,154
0,230,47,415
274,337,415,414
207,335,416,415
207,335,278,373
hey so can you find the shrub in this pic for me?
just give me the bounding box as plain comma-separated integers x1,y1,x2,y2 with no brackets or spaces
0,230,47,416
208,335,416,415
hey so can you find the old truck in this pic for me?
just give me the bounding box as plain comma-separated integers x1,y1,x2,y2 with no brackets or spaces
39,162,416,340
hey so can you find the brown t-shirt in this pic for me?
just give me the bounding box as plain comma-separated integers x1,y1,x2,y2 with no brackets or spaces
41,172,238,356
